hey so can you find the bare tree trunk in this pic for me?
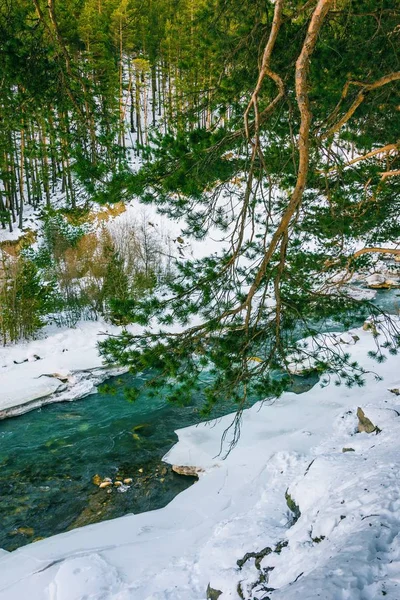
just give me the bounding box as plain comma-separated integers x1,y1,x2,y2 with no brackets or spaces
151,63,157,126
18,123,25,229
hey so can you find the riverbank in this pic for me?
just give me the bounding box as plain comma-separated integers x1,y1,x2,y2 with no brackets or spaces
0,318,399,599
1,273,398,420
0,320,127,419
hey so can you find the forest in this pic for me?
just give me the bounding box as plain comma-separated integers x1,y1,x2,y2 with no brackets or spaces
1,0,400,409
1,2,400,598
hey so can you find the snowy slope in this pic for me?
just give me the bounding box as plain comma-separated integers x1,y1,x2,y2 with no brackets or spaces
0,320,399,599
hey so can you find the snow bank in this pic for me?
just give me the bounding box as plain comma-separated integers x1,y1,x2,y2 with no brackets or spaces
0,320,125,418
0,320,399,599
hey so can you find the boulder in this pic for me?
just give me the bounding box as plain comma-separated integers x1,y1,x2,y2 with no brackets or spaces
172,465,204,477
92,474,102,486
389,388,400,396
357,407,379,434
362,321,378,334
10,526,34,537
206,584,222,600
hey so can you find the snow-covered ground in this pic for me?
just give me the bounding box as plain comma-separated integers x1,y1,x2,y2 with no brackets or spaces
0,195,226,419
0,320,126,418
0,319,399,599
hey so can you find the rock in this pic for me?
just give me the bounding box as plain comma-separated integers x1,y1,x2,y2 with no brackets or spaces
99,481,112,488
68,486,113,529
172,465,204,477
206,583,222,600
362,321,378,335
123,478,133,484
27,354,42,362
357,407,380,434
117,484,130,493
285,490,301,523
51,373,70,383
389,388,400,396
338,333,357,345
342,447,355,453
10,526,34,537
138,468,144,473
92,474,102,486
132,423,151,433
114,481,122,487
103,477,112,482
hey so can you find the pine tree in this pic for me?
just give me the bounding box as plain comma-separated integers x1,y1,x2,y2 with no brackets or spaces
99,0,400,444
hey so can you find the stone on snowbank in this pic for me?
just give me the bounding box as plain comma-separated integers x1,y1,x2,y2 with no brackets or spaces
172,465,204,477
357,407,379,434
206,584,222,599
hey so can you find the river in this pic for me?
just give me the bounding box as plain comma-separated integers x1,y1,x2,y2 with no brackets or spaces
0,287,398,552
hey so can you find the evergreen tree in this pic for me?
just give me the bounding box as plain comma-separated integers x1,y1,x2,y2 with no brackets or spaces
99,0,400,446
1,0,400,428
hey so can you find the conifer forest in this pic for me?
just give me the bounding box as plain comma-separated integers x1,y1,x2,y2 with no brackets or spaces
1,3,400,597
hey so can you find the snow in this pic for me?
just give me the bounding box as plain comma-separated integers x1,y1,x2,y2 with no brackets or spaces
0,320,399,599
0,376,64,412
0,193,227,419
0,320,126,418
366,273,386,286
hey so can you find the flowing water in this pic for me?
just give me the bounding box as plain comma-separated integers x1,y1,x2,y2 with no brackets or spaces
0,372,251,552
0,287,399,552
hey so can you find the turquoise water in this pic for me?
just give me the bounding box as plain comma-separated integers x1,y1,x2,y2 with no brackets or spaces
0,372,317,552
0,375,209,551
0,288,399,552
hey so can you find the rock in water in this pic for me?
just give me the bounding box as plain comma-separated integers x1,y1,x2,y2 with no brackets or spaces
357,407,379,433
99,481,112,488
10,527,34,537
92,474,102,486
172,465,204,477
206,583,222,599
117,484,130,493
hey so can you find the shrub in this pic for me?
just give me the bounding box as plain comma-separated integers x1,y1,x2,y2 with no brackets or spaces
0,252,53,344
